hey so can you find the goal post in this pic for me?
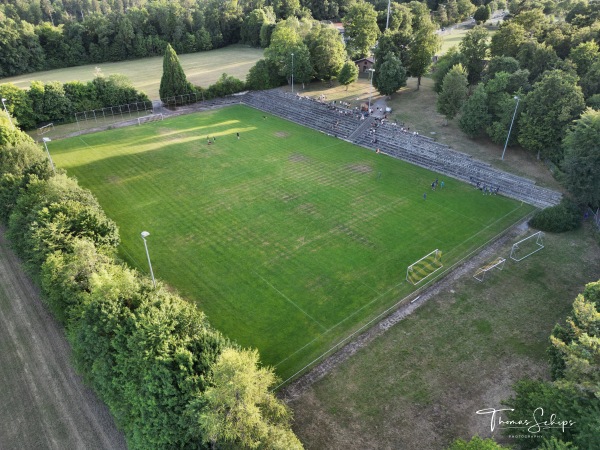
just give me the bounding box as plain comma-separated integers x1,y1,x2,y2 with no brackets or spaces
510,231,544,262
406,249,443,285
473,257,506,282
137,113,164,125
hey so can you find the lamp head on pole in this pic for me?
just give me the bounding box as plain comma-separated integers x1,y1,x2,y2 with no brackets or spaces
43,137,51,143
1,98,6,102
141,231,150,239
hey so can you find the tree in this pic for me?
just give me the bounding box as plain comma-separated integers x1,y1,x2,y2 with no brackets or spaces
473,5,491,24
246,59,286,90
448,435,510,449
517,41,560,83
338,61,359,91
197,348,303,449
460,84,491,137
562,108,600,208
569,41,599,78
374,52,407,96
343,2,380,58
159,43,194,100
551,286,600,398
518,70,585,162
484,56,521,81
580,60,600,99
265,25,302,76
305,24,346,81
241,8,275,47
271,0,300,19
459,26,489,85
490,22,527,58
407,19,440,89
41,238,112,324
432,47,463,93
437,63,468,121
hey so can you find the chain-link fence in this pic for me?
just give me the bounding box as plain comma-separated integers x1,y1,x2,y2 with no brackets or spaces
160,92,204,108
74,101,154,130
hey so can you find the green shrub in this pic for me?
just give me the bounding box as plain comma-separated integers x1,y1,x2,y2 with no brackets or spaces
529,198,581,232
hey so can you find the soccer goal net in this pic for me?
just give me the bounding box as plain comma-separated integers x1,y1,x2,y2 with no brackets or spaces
473,257,506,282
137,113,164,125
406,249,443,285
37,122,54,136
510,231,544,262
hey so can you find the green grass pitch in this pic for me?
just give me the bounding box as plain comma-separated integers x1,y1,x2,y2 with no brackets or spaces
50,105,535,380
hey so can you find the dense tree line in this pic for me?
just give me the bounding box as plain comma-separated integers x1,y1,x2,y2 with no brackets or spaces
0,111,302,449
0,0,530,80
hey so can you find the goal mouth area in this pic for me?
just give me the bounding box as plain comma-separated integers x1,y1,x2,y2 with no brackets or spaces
406,249,443,285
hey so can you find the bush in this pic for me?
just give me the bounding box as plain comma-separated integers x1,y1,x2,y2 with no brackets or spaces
205,73,246,99
529,198,581,232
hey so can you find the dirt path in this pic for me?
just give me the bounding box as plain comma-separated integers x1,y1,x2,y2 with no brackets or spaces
0,230,127,450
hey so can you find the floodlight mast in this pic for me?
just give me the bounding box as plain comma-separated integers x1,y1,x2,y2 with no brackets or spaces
42,137,56,174
501,96,520,160
1,98,14,128
368,68,375,114
140,231,156,288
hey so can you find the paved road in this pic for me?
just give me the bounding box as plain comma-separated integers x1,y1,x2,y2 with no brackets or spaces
0,230,127,450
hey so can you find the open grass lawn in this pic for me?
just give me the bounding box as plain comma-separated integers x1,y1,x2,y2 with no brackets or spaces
0,44,264,99
289,225,600,449
50,105,534,379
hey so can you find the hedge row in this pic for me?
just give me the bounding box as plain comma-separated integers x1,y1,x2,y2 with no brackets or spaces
529,198,582,233
0,75,150,130
0,127,302,449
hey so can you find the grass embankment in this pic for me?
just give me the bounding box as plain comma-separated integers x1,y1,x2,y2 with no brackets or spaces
0,44,264,99
290,225,600,449
50,105,533,380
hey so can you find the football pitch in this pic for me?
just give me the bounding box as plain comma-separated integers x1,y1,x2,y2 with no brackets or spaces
50,105,535,380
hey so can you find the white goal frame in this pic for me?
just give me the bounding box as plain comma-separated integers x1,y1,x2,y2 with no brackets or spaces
406,249,443,285
473,257,506,282
37,122,54,135
137,113,164,125
510,231,544,262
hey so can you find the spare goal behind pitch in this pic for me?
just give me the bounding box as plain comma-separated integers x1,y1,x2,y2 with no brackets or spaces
510,231,544,262
406,249,443,285
137,113,164,125
473,257,506,282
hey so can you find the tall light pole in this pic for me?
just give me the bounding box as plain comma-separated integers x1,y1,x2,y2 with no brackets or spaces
368,68,375,114
501,96,520,161
291,52,294,94
42,137,56,174
1,98,14,128
140,231,156,288
386,0,391,30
